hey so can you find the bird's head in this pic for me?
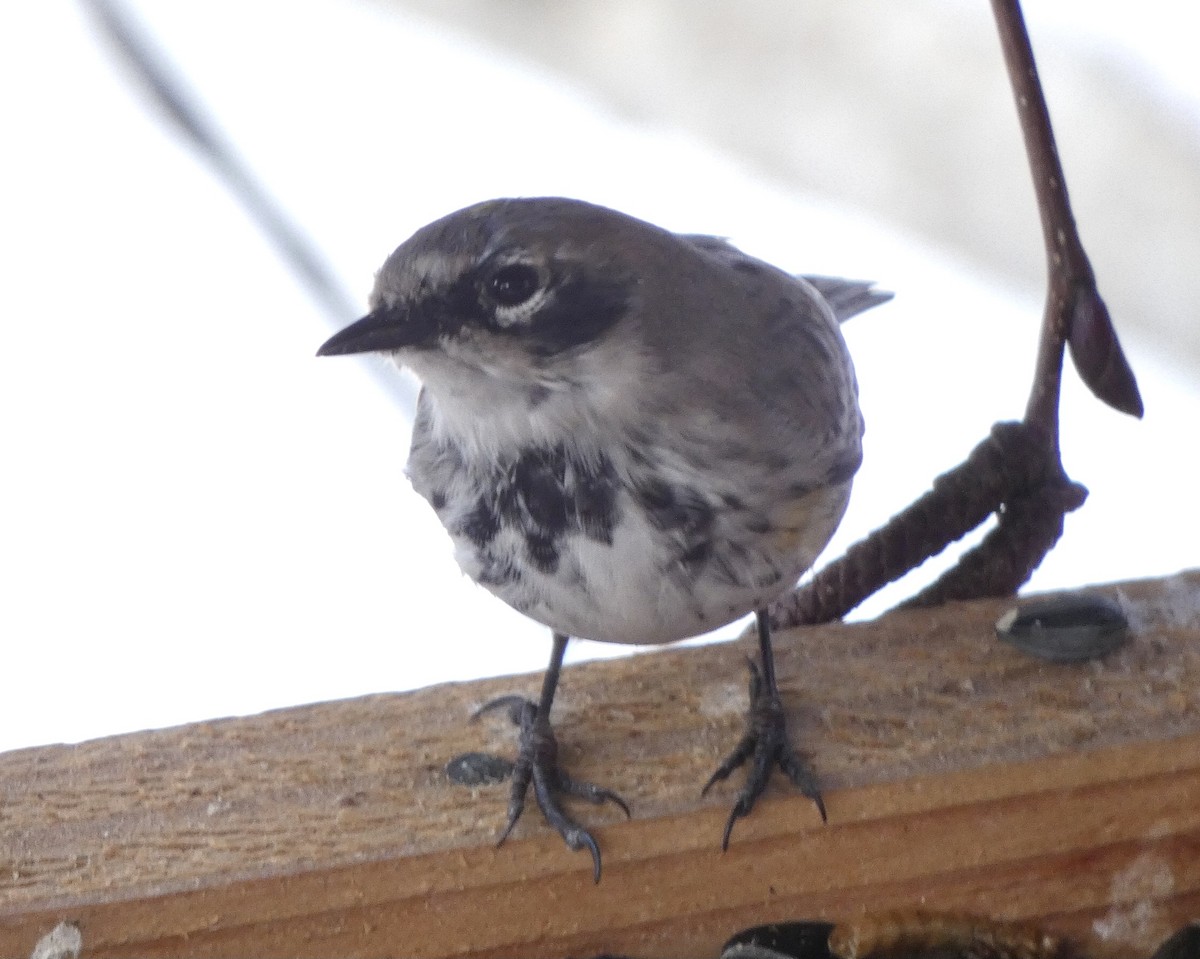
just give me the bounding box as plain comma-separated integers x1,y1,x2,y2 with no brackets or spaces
317,198,650,393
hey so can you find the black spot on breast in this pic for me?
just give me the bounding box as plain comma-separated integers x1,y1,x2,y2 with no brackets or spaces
501,448,570,537
709,541,760,588
679,539,713,570
524,531,561,574
430,491,447,511
573,461,618,545
635,479,712,534
633,477,674,517
457,500,500,547
633,478,715,575
479,446,622,574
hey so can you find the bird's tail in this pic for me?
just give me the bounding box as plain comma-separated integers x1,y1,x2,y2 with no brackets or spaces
801,275,893,323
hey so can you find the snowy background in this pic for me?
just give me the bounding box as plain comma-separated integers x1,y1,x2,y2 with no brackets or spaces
2,0,1196,752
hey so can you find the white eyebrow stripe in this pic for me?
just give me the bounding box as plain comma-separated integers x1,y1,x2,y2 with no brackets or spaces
409,252,470,289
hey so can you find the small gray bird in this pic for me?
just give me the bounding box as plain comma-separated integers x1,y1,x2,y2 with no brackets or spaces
318,197,889,880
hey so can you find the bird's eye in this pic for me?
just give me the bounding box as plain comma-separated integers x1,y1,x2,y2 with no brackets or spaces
486,263,541,307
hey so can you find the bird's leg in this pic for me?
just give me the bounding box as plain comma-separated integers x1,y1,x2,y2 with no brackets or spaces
702,610,826,849
469,631,629,883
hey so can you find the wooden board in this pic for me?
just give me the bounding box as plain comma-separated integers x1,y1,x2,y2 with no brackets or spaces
1,570,1198,957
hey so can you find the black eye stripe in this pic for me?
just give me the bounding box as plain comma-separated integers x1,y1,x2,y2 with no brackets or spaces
523,272,631,355
437,260,633,354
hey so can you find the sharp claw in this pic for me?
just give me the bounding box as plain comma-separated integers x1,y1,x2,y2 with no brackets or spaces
581,784,631,818
720,800,744,852
779,747,825,819
496,819,515,847
469,637,620,879
702,759,734,796
701,768,729,796
579,829,602,884
703,733,755,797
708,651,825,848
475,691,623,879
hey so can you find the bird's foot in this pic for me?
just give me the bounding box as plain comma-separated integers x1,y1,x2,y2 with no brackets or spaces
466,695,630,883
702,658,826,850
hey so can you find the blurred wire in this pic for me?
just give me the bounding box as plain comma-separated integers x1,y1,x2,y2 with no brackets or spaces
79,0,419,415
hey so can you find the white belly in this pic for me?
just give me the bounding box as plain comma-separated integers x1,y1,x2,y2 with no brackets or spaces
452,481,851,645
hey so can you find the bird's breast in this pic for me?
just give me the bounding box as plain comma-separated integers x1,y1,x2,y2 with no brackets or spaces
407,437,851,645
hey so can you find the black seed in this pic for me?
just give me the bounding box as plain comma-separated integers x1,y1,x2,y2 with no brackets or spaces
445,752,513,786
995,592,1129,662
721,921,836,959
1150,924,1200,959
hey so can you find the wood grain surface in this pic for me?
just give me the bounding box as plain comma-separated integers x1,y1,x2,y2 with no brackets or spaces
1,570,1198,957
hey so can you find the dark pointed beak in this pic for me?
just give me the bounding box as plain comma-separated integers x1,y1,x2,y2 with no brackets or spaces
316,305,434,357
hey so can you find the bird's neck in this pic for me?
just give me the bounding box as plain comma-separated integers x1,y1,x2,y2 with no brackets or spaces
413,374,618,467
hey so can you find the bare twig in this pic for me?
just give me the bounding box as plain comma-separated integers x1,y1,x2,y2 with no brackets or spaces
990,0,1143,428
769,422,1049,629
772,0,1143,630
80,0,359,325
80,0,419,415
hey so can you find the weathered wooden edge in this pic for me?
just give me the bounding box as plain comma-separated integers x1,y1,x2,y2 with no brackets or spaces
0,570,1197,958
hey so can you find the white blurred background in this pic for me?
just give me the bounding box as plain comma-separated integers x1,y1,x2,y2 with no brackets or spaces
1,0,1196,753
